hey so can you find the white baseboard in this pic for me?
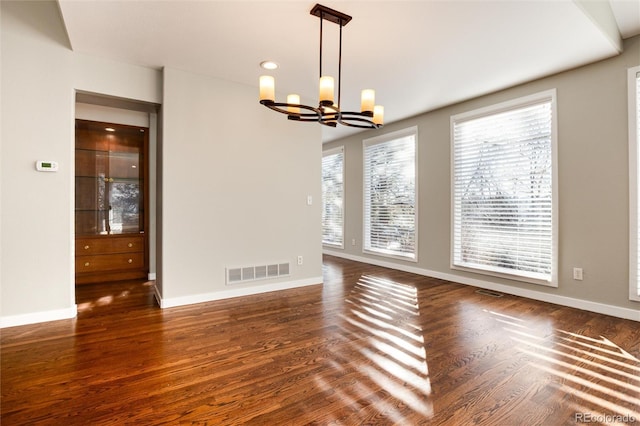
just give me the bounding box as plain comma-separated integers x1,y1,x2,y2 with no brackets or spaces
0,305,78,328
148,272,157,281
155,276,323,309
324,249,640,322
153,283,163,307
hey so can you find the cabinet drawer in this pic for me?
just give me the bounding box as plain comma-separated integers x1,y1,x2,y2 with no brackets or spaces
76,252,144,273
76,236,143,255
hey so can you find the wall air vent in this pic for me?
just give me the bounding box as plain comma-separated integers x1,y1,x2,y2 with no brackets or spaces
226,262,290,285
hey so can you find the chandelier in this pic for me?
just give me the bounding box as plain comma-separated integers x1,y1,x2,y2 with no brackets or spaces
259,4,384,129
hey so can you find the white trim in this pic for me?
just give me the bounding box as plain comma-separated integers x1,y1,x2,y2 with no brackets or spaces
322,146,344,157
451,89,557,123
322,145,345,249
0,305,78,328
629,66,640,302
450,264,554,288
324,249,639,322
323,242,344,250
153,283,163,307
155,276,322,309
550,91,559,287
362,126,419,262
363,126,419,147
450,89,558,287
69,93,78,312
362,248,417,262
415,126,419,262
148,272,157,280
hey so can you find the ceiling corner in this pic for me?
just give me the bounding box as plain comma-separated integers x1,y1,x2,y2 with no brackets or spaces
55,0,75,51
573,0,623,52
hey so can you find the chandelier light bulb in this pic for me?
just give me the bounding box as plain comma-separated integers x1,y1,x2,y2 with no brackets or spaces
319,76,335,105
373,105,384,125
287,94,301,114
361,89,375,114
259,76,275,102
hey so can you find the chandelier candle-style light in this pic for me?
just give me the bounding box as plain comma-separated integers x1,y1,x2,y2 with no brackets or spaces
259,4,384,129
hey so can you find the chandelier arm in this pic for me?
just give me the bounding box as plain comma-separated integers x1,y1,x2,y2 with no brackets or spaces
337,113,381,129
290,117,337,127
337,120,381,129
293,115,338,127
341,110,374,118
260,101,324,120
260,100,341,128
319,119,338,127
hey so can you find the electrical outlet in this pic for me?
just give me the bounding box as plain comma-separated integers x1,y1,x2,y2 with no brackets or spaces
573,267,583,281
351,238,356,246
297,256,303,265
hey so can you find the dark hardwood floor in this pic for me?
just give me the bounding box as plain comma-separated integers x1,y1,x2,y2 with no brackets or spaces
2,255,639,425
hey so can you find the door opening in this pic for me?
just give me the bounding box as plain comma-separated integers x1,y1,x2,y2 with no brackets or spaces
74,119,149,284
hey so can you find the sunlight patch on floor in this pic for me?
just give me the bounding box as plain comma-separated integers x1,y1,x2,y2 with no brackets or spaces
76,288,132,312
487,310,640,420
326,274,434,421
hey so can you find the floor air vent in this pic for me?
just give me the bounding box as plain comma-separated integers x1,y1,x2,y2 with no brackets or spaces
476,289,504,298
226,262,290,285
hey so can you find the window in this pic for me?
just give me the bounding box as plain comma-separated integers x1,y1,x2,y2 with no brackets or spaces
363,127,417,260
629,66,640,302
322,147,344,247
452,90,557,285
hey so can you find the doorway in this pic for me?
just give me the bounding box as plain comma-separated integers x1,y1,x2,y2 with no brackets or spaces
74,119,149,284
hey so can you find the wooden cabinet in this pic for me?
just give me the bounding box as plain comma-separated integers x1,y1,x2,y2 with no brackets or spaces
75,120,148,284
75,235,145,283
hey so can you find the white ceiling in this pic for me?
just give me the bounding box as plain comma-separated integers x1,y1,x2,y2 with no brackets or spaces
58,0,640,143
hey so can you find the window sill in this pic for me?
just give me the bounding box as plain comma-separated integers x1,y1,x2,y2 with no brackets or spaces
323,243,344,250
363,248,417,263
451,263,556,288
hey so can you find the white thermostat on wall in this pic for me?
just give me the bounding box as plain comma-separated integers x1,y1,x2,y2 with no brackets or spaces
35,160,59,172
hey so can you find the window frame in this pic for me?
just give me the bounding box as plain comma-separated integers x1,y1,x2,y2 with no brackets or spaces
322,146,345,249
628,66,640,302
450,89,558,287
362,126,419,262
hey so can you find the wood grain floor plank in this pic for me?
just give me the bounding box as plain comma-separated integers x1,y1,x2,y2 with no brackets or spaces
2,255,639,425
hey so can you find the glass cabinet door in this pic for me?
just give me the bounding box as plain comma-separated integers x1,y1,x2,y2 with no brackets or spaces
75,120,145,236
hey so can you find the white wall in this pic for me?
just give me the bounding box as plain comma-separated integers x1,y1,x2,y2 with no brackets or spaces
0,1,162,325
1,1,323,326
159,67,322,306
75,103,150,127
1,0,76,323
72,53,162,106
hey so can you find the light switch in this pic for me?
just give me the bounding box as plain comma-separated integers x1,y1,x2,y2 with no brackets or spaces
573,267,583,281
307,195,313,205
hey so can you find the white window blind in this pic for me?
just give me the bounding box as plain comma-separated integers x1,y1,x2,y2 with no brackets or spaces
322,147,344,247
364,127,417,260
452,91,556,284
630,67,640,302
635,71,640,300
